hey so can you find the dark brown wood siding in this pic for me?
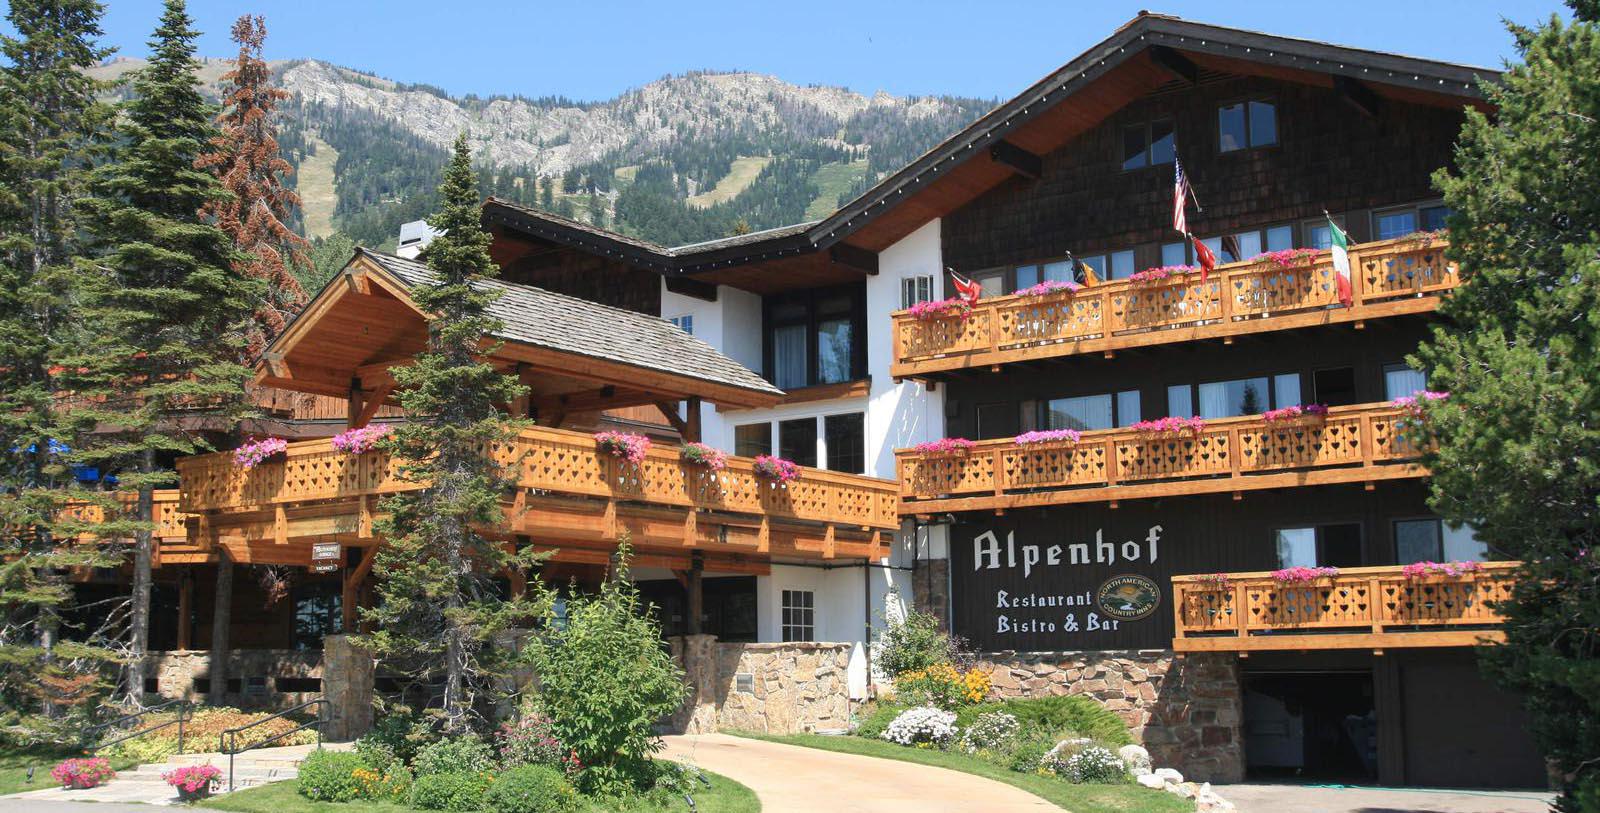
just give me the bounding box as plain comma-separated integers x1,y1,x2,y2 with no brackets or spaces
949,480,1436,652
942,74,1466,273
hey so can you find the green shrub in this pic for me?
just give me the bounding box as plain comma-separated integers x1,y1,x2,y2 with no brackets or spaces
1001,729,1061,774
409,771,490,811
496,714,574,774
356,712,436,768
876,606,965,677
296,750,366,802
483,765,577,813
414,734,496,777
523,540,687,796
852,701,908,739
957,696,1132,747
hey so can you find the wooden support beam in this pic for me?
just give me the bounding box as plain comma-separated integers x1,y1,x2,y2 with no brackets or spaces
358,495,374,538
352,381,395,429
655,401,691,438
757,516,770,554
176,571,192,650
988,140,1042,180
274,505,287,545
828,242,879,275
684,396,702,444
1149,45,1200,85
1334,74,1383,119
343,545,378,631
346,379,364,427
823,524,836,560
682,509,697,547
664,276,719,302
686,552,704,635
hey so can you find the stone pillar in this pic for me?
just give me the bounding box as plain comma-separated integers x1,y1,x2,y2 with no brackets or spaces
670,634,719,734
913,557,950,630
322,635,374,741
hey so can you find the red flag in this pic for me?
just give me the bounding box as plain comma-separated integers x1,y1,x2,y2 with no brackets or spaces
1191,234,1217,282
950,271,982,306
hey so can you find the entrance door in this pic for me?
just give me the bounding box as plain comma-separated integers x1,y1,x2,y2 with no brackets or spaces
1244,672,1377,781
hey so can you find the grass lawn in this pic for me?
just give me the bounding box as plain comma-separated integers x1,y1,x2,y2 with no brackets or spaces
737,733,1191,813
199,765,759,813
0,746,140,797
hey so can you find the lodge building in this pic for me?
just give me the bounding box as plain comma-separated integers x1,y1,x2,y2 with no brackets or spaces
76,11,1543,791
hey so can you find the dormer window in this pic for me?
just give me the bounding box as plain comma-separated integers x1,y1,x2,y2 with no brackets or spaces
1218,99,1277,152
1121,118,1176,170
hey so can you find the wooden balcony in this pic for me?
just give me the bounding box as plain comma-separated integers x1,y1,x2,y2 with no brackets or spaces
892,235,1458,379
176,425,899,568
896,402,1423,514
57,490,214,566
1171,562,1516,652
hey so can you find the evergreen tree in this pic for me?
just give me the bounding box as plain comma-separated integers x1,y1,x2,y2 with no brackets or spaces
64,0,258,704
361,134,532,734
1411,3,1600,808
197,14,310,356
0,0,122,735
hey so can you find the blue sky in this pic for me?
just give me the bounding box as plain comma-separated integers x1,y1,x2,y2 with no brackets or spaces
77,1,1568,101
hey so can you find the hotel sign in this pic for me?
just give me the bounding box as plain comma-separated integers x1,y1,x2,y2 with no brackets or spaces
311,542,341,573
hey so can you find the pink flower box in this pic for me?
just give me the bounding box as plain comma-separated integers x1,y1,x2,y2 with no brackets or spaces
233,437,287,470
594,431,651,465
1014,429,1081,446
911,437,977,456
752,455,800,484
331,424,393,455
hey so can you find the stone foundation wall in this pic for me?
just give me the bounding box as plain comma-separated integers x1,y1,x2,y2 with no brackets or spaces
146,649,324,710
979,650,1243,783
671,635,852,735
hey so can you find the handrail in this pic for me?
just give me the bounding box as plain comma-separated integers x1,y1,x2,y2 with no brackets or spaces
218,696,326,792
83,698,189,756
891,234,1458,375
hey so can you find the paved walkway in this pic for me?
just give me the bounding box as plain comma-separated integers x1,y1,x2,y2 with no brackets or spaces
5,742,346,807
660,733,1057,812
1222,782,1556,813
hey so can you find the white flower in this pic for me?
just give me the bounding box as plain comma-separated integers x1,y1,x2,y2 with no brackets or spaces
882,706,958,747
959,711,1019,753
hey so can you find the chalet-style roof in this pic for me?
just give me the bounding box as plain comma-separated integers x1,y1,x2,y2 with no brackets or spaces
483,12,1500,280
357,248,783,398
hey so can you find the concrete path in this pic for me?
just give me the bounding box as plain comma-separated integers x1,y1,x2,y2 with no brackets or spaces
5,742,348,807
1222,782,1556,813
660,733,1057,812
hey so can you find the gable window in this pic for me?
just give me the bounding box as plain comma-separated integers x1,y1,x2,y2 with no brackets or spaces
1218,99,1277,152
764,284,865,389
1395,518,1489,564
781,589,815,642
1276,523,1363,569
1121,118,1176,170
734,423,771,457
901,275,934,308
667,314,693,335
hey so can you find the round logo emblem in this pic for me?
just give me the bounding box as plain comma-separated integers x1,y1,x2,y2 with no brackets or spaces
1096,574,1161,621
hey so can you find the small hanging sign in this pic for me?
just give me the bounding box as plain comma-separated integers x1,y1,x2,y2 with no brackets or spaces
311,542,341,572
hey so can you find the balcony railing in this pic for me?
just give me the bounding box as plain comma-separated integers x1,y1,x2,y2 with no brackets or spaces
896,402,1423,513
892,235,1458,378
1171,562,1516,651
62,490,188,541
178,425,900,533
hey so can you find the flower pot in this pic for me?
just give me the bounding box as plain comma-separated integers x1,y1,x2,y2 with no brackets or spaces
176,784,212,802
68,777,98,790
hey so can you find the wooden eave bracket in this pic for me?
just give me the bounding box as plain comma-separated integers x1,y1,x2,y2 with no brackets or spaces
1334,74,1383,119
828,243,880,275
664,276,719,302
988,140,1042,180
1149,45,1200,85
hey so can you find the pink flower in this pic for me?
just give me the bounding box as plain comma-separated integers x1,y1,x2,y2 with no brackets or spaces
1401,560,1484,579
594,431,651,465
1262,404,1329,423
161,764,221,793
1270,565,1341,584
1130,416,1207,436
52,757,115,789
679,441,727,471
331,424,393,455
912,437,977,455
1194,573,1232,590
1014,429,1081,446
233,437,288,470
753,454,801,484
1129,265,1196,285
1252,248,1320,268
908,297,973,321
1015,279,1081,298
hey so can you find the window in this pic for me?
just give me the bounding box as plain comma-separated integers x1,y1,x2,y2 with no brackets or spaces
900,275,933,308
1395,518,1489,564
823,412,865,474
1109,250,1136,280
781,589,815,642
1161,242,1188,267
1218,99,1277,152
1079,255,1107,283
1384,363,1427,400
1044,390,1140,431
1122,118,1176,170
667,314,693,335
778,418,817,468
1276,523,1363,569
764,285,865,389
1420,205,1450,231
1015,259,1078,291
734,423,771,458
1175,373,1300,418
1304,216,1345,250
1167,384,1193,418
965,268,1007,297
1375,202,1451,239
290,582,342,651
1265,225,1294,252
1375,210,1417,241
975,403,1013,441
1204,231,1263,264
1313,367,1358,407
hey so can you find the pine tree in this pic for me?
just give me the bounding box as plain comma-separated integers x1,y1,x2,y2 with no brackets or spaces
0,0,123,735
197,14,310,356
64,0,259,705
361,135,533,733
1410,4,1600,808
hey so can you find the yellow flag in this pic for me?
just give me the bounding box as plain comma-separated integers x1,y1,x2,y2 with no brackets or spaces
1079,261,1100,287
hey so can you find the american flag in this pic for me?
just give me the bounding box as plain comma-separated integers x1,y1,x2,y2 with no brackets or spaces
1173,158,1191,235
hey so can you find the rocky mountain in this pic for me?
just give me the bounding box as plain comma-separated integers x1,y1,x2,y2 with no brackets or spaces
89,57,993,257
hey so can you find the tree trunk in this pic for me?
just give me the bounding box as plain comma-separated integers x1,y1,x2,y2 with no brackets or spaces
442,529,466,733
210,554,233,704
124,453,156,707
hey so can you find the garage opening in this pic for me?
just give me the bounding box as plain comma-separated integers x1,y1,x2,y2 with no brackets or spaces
1243,671,1376,782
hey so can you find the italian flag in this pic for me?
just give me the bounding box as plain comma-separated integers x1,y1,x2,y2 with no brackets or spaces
1328,216,1352,306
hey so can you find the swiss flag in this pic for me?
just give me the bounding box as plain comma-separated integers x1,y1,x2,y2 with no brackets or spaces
1191,235,1217,283
950,271,983,306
